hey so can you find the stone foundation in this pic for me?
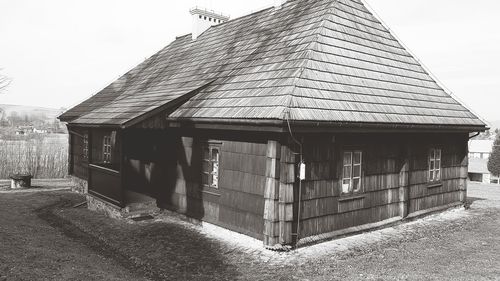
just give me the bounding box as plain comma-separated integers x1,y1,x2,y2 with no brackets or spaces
70,176,88,194
86,195,123,219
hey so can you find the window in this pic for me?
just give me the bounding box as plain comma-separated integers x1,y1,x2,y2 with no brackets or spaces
103,136,112,163
429,148,441,182
202,144,221,189
83,134,89,160
342,151,362,195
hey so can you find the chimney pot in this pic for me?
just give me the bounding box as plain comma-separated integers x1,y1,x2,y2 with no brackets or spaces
190,7,230,41
274,0,286,9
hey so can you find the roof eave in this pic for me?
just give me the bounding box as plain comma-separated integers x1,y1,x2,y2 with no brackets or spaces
165,117,488,133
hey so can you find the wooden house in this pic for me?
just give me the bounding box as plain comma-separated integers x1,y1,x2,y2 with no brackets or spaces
468,139,499,184
59,0,487,248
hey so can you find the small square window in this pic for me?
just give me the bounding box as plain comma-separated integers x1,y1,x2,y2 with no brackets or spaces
202,143,221,189
429,148,441,182
83,134,89,160
342,150,363,195
103,135,112,163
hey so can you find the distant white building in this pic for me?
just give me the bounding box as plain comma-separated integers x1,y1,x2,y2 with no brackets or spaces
33,128,47,134
468,139,499,184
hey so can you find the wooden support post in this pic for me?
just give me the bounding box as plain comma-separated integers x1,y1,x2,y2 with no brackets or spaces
119,130,125,208
263,140,281,246
279,143,295,245
399,147,410,218
459,153,468,204
68,128,74,175
88,129,93,191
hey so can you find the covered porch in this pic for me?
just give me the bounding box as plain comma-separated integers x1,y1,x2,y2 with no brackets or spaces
81,127,164,215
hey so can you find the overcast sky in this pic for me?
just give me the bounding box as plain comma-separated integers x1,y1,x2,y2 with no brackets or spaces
0,0,499,123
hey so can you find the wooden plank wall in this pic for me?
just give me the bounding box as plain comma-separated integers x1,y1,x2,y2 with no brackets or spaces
407,133,468,213
89,129,121,167
69,127,88,180
263,140,281,246
298,134,401,239
298,133,468,240
125,129,268,240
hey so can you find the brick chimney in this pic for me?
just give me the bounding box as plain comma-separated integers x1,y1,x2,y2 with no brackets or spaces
190,7,230,41
274,0,286,9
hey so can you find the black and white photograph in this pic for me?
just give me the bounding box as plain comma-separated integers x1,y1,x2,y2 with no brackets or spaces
1,0,499,280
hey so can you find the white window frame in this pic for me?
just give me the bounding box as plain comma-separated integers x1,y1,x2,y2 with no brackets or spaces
83,134,89,160
342,150,363,195
429,148,442,182
202,143,221,189
103,135,112,163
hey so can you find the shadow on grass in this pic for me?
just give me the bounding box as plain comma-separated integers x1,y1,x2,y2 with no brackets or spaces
467,197,486,204
466,197,486,210
35,196,240,281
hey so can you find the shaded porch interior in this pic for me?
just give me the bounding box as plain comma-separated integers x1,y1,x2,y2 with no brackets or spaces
85,128,203,217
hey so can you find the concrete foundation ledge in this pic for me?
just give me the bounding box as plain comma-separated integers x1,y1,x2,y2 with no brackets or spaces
296,217,402,248
405,202,464,220
296,202,464,248
86,195,122,219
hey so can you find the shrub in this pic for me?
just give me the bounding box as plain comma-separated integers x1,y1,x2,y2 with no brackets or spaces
487,134,500,177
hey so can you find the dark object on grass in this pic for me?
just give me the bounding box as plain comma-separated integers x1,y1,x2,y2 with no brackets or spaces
9,174,32,189
464,201,472,210
73,201,88,208
130,215,155,222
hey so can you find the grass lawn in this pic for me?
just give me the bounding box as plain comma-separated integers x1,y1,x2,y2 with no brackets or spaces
0,183,499,280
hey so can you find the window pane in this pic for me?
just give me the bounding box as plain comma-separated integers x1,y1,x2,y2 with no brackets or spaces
430,171,434,181
353,152,362,165
343,166,352,179
343,152,352,165
430,149,435,160
436,160,441,170
353,178,361,192
212,162,219,176
353,164,361,178
430,160,434,170
342,179,351,194
436,169,441,180
436,149,441,160
211,148,219,162
212,166,219,188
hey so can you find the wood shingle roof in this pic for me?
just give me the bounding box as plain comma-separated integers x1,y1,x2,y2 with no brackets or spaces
60,0,486,130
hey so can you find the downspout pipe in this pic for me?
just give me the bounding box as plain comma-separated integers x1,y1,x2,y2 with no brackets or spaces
285,111,304,247
469,132,481,139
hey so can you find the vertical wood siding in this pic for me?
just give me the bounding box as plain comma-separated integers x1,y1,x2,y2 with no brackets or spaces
408,134,468,213
298,133,468,240
124,129,268,240
69,128,88,180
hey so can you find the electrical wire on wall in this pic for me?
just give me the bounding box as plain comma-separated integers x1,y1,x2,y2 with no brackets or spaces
285,110,304,246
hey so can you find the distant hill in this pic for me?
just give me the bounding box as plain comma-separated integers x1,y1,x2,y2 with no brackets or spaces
0,104,65,122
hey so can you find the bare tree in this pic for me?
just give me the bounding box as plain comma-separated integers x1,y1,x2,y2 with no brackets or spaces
0,68,11,93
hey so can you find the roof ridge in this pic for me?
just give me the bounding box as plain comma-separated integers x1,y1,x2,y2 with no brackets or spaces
284,0,341,120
